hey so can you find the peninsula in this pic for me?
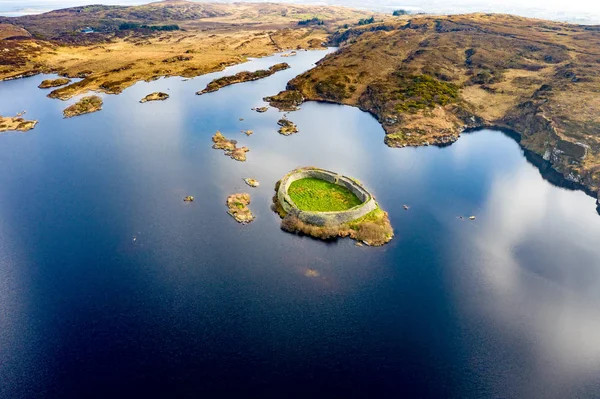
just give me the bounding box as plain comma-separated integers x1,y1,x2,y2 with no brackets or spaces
38,78,71,89
0,1,371,100
267,14,600,202
196,63,290,95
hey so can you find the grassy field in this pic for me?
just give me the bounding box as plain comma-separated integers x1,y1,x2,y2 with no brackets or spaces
288,178,362,212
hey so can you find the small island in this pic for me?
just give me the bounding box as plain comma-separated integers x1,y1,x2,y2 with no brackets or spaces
253,107,269,113
277,119,298,135
63,95,103,118
227,193,254,224
140,92,169,103
38,78,71,89
197,63,290,95
212,131,249,162
0,115,38,132
272,167,393,246
244,178,260,187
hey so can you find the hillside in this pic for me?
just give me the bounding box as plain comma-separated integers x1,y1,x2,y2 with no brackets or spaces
0,1,373,98
266,14,600,201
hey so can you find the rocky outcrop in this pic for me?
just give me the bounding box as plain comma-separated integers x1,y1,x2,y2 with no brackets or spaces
244,178,260,187
212,131,249,161
264,90,304,111
277,118,298,135
0,114,38,132
63,95,103,118
38,78,71,89
226,193,254,224
140,92,169,103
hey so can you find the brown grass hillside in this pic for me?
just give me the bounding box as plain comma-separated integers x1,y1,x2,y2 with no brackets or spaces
0,1,375,97
267,13,600,198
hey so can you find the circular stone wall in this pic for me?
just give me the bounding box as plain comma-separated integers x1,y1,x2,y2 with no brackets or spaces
277,167,378,226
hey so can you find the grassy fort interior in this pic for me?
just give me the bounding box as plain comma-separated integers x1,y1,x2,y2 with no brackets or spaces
288,177,363,212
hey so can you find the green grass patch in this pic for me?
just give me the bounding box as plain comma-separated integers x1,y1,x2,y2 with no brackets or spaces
288,178,363,212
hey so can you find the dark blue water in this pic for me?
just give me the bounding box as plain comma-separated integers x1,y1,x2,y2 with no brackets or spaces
1,49,600,398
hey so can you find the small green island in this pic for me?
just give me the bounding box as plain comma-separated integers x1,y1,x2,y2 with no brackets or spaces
140,92,169,103
197,63,290,95
63,95,103,118
273,167,394,246
38,78,71,89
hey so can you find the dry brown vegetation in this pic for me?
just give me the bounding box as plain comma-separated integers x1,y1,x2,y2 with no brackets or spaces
197,62,290,95
0,115,38,132
63,95,103,118
212,131,249,162
0,1,373,99
227,193,254,224
277,118,298,135
38,77,71,88
278,208,393,247
140,92,169,103
267,13,600,198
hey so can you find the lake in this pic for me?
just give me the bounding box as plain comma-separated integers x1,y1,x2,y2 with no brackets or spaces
1,49,600,398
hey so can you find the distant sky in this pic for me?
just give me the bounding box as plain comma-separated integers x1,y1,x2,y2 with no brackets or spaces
0,0,599,24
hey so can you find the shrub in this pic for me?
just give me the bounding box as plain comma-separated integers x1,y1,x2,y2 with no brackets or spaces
358,17,375,26
298,18,324,26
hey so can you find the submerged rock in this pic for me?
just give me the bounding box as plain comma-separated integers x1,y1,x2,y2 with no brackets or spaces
140,92,169,103
226,193,254,224
304,268,320,277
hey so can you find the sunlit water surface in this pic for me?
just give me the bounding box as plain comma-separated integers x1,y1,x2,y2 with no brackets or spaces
1,49,600,398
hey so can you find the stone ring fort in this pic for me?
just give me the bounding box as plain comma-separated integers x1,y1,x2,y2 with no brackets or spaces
277,167,378,226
